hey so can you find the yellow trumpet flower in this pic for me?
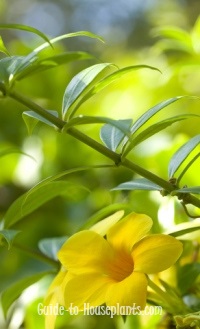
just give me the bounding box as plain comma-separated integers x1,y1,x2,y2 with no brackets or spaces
45,211,183,329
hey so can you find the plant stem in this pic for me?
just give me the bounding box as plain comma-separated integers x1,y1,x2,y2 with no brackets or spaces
8,90,200,209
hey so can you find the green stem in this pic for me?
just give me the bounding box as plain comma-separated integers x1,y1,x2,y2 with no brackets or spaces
8,90,200,209
13,242,59,269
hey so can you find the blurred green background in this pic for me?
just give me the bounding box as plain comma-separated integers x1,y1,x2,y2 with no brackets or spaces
0,0,200,328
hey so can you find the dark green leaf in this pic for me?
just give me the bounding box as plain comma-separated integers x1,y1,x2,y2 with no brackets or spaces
62,63,113,119
1,271,51,317
123,115,192,157
38,236,67,260
100,119,132,151
73,65,161,111
63,116,131,137
0,229,20,249
168,225,200,237
178,263,200,294
3,181,89,228
112,178,162,191
168,135,200,178
0,24,52,47
22,110,59,134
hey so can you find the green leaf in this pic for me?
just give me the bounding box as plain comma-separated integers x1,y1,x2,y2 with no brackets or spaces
112,178,162,191
1,271,51,317
0,147,34,160
178,263,200,294
123,115,193,157
0,36,10,56
38,236,67,260
130,97,184,136
100,119,132,151
168,135,200,178
15,51,94,81
63,116,131,137
73,65,161,112
3,181,89,228
18,31,103,78
62,63,114,119
0,24,52,47
0,229,20,249
153,26,193,51
22,110,59,134
172,186,200,195
80,203,131,230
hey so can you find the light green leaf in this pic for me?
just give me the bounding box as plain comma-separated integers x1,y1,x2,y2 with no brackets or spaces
172,186,200,195
112,178,162,191
0,229,20,249
73,65,161,112
0,24,52,47
22,110,58,134
168,135,200,178
38,236,67,260
63,116,131,137
123,115,193,157
0,36,10,56
153,26,192,51
130,96,184,135
100,119,132,151
16,31,103,80
1,271,51,317
3,181,89,228
15,51,94,81
0,147,34,160
62,63,114,119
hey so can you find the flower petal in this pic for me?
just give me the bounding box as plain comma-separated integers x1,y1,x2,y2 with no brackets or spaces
132,234,183,274
63,273,111,310
90,210,124,236
107,213,153,252
106,272,147,310
58,230,113,274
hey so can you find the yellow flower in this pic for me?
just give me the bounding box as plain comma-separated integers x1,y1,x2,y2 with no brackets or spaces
45,212,183,328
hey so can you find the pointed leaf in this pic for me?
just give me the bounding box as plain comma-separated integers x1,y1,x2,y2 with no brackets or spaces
16,31,103,80
62,63,113,119
15,51,94,81
63,116,131,138
172,186,200,195
166,220,200,238
0,24,52,47
112,178,162,191
123,115,193,157
178,263,200,294
1,271,51,317
73,65,161,111
3,181,89,228
168,135,200,178
0,229,20,249
38,236,67,260
0,147,34,160
153,26,192,50
22,110,58,134
100,119,132,151
130,96,184,136
0,36,10,56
